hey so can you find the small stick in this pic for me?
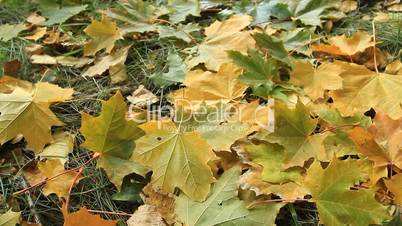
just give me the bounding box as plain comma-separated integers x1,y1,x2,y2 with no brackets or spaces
372,21,379,74
87,209,132,217
13,153,100,196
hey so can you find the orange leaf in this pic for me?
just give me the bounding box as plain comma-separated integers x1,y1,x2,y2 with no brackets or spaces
62,204,118,226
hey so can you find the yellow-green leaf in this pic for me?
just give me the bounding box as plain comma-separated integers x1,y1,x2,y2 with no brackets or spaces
0,82,73,151
134,119,216,201
80,91,146,189
83,17,123,56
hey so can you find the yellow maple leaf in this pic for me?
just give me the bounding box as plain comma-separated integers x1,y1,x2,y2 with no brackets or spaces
348,112,402,169
133,120,216,201
330,61,402,119
0,82,73,151
186,15,255,70
170,63,247,107
312,31,374,56
83,17,123,56
38,159,81,199
82,45,130,83
290,61,344,100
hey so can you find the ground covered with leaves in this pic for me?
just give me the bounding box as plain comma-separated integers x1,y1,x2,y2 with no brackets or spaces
0,0,402,226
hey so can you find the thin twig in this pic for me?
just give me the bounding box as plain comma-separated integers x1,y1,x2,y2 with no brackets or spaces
13,153,99,196
372,21,379,74
87,209,132,217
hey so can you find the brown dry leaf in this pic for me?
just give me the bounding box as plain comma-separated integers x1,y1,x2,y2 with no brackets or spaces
384,174,402,205
387,3,402,11
127,205,166,226
127,85,158,108
0,76,32,93
238,166,307,200
330,61,402,119
23,161,47,186
312,31,374,56
186,15,255,70
43,31,62,44
352,47,387,71
25,27,47,41
290,61,344,101
25,44,43,55
142,184,175,224
3,59,21,76
83,17,123,56
82,45,130,83
336,0,358,12
26,12,45,25
62,204,118,226
31,55,93,68
170,63,247,107
38,159,81,198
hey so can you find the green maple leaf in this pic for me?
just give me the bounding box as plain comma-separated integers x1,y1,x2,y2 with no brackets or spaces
228,49,295,101
106,0,169,33
149,52,187,87
80,91,147,189
304,158,390,226
168,0,200,23
175,166,284,226
157,23,199,43
284,0,335,27
133,119,216,201
245,142,303,183
262,101,327,168
253,33,293,66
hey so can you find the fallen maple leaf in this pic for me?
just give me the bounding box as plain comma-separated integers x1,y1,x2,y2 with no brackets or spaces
290,61,344,100
83,17,123,56
261,101,329,168
312,31,374,56
244,142,303,184
186,15,255,70
80,91,147,189
38,159,81,199
62,204,118,226
0,82,73,151
133,119,216,201
303,158,390,226
330,61,402,119
175,166,284,226
82,45,130,83
348,112,402,169
170,63,247,107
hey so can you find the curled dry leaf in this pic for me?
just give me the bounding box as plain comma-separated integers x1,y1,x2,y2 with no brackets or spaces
127,205,166,226
24,27,47,41
31,55,94,68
